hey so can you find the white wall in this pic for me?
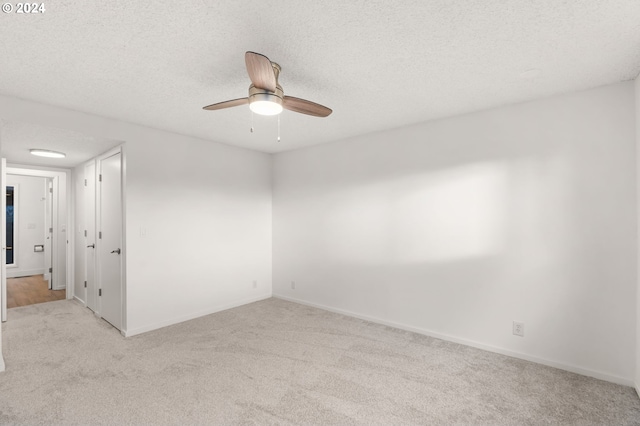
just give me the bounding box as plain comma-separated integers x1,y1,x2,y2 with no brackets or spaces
124,137,272,335
273,82,637,385
0,95,273,336
5,174,46,278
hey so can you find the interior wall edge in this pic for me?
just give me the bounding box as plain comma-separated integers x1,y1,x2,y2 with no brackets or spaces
273,293,634,387
635,72,640,396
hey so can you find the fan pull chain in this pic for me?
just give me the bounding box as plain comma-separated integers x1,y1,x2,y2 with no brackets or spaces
250,111,254,133
277,114,281,142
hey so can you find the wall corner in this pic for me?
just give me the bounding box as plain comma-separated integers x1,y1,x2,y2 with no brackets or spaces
635,73,640,395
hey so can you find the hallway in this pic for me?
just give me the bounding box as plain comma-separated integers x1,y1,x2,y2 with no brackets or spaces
6,274,65,308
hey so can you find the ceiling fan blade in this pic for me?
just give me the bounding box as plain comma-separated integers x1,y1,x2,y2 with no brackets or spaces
245,51,277,92
202,97,248,111
283,96,332,117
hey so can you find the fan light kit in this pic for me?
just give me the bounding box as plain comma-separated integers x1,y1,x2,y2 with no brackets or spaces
203,52,332,118
249,99,283,116
30,149,66,158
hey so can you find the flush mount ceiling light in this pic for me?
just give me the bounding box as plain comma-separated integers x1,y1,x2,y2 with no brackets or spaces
30,149,66,158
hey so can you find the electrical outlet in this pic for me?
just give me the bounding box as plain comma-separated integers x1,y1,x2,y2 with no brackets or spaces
291,281,296,290
253,280,257,289
513,321,524,337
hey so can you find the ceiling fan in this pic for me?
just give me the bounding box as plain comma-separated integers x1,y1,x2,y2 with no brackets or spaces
203,51,332,118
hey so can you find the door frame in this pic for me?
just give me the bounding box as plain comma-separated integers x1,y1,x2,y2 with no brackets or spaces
4,178,51,283
5,183,18,270
1,164,71,321
0,158,5,370
1,158,6,323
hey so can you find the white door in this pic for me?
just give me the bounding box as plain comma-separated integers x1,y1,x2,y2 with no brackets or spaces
85,162,97,312
44,178,53,288
50,176,64,291
98,152,122,330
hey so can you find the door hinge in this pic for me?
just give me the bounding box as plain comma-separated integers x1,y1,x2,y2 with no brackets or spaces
99,174,102,182
84,179,87,186
99,289,102,296
99,231,102,239
84,280,87,288
49,267,52,273
49,187,53,193
49,227,53,233
84,230,87,237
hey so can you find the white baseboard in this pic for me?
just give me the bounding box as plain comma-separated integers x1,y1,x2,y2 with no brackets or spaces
636,384,640,400
6,268,45,279
124,293,272,337
73,295,86,306
0,354,5,372
273,293,634,388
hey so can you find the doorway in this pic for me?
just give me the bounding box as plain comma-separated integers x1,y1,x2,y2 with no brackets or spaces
3,173,63,308
1,166,69,322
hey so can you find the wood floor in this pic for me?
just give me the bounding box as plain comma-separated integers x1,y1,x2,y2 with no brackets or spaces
6,274,66,309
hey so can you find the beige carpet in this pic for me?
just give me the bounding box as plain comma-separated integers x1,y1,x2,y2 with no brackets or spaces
0,298,639,425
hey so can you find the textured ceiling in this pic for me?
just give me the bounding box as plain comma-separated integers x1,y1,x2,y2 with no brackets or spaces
0,120,121,168
0,0,639,155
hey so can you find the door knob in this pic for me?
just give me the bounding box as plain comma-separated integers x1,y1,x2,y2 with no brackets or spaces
87,244,95,248
110,248,121,255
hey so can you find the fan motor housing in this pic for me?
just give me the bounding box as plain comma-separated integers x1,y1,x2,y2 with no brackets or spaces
249,84,284,101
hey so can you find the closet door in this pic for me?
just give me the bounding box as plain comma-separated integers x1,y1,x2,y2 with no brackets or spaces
85,161,97,312
97,151,123,330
